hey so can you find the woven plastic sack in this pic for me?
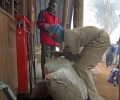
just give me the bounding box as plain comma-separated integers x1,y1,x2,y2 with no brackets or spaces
44,57,88,100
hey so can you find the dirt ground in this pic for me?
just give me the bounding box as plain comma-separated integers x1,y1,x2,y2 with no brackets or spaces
96,62,119,100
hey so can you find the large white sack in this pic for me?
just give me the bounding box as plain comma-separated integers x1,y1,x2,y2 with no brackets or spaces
44,57,88,100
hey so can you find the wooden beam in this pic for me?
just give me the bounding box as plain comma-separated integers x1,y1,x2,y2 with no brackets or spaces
74,0,84,28
60,0,70,52
22,0,25,15
61,0,70,29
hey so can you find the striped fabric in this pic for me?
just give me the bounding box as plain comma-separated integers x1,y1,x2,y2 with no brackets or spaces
46,24,63,43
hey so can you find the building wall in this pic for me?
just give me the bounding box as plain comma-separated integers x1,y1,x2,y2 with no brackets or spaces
0,9,17,100
0,0,36,99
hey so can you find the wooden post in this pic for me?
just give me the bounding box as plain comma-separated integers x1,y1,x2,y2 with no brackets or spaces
60,0,70,52
12,0,14,16
74,0,84,28
22,0,25,15
74,0,84,52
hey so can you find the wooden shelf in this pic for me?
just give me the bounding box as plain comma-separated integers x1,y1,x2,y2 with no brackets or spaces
14,8,19,14
0,0,24,16
5,0,10,5
0,0,10,9
14,0,23,15
14,0,22,9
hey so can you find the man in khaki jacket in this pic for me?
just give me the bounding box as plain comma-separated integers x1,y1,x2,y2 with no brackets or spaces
45,24,110,100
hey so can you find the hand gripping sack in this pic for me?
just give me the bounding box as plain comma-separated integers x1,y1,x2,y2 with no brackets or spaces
44,57,88,100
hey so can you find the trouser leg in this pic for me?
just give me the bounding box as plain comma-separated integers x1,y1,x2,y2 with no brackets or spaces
107,55,113,66
115,54,118,64
41,44,55,79
106,55,109,67
108,56,110,66
109,55,113,66
75,32,110,100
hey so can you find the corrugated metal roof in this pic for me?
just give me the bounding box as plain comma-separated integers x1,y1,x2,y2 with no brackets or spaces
34,0,73,44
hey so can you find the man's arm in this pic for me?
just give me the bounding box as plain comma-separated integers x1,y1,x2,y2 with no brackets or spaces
53,51,80,59
37,10,47,31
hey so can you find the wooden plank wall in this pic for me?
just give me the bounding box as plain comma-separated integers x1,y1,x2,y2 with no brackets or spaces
0,12,17,100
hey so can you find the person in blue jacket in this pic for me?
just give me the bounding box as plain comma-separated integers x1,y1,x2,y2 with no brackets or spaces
113,44,118,64
105,44,115,67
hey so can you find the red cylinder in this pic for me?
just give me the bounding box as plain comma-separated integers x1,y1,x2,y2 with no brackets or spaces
14,15,30,93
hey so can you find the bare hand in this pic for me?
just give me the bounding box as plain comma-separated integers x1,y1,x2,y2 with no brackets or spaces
52,51,61,58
